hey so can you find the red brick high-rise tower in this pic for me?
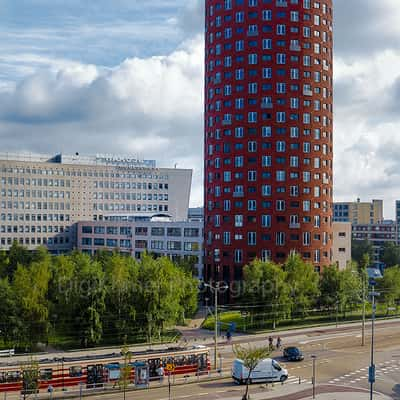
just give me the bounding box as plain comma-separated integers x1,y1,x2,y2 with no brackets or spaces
204,0,333,288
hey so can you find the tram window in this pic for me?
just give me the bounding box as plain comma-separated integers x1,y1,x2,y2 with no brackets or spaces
69,366,83,377
0,372,6,383
187,355,198,365
40,369,52,381
197,354,207,370
7,371,21,382
174,356,187,366
148,359,161,377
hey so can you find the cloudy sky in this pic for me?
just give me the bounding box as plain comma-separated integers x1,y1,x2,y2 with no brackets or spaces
1,0,400,218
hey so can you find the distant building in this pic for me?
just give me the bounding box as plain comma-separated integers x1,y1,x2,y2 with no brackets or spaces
352,220,398,268
333,199,383,225
332,222,351,270
188,207,204,221
396,200,400,226
76,214,203,278
0,152,192,253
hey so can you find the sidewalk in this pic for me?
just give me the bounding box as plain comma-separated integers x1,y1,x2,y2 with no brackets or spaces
222,384,392,400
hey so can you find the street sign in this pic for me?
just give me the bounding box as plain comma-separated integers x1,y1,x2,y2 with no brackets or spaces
369,365,375,383
166,364,175,372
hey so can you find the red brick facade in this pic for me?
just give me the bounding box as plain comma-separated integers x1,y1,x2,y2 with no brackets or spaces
204,0,333,285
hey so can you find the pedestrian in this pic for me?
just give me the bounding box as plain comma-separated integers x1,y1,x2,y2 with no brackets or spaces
268,336,274,350
226,330,232,344
276,336,282,349
47,384,54,399
156,365,164,384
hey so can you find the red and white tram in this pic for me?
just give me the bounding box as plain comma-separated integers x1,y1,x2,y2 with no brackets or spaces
0,345,210,394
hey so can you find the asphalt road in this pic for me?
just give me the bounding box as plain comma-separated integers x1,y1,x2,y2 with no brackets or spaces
60,319,400,399
2,320,399,399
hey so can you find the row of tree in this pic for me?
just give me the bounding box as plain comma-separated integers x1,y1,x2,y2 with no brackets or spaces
240,253,400,328
0,243,198,351
352,239,400,268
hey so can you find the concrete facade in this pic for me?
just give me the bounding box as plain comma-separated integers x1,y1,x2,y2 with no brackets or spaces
0,152,192,253
332,221,351,270
352,220,398,268
334,199,383,225
76,216,203,278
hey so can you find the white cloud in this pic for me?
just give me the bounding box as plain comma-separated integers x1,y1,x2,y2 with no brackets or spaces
0,35,205,207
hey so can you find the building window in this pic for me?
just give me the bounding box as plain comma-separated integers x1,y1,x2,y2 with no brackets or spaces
234,249,243,263
235,214,243,227
276,232,285,246
248,232,256,246
276,171,286,182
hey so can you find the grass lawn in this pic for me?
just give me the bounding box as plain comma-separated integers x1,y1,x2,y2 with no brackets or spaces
202,306,400,334
0,330,181,352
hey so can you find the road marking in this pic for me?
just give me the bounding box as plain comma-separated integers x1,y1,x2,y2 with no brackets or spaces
300,332,356,344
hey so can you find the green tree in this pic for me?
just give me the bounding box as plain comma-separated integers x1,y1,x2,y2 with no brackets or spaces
48,254,76,339
284,253,319,317
134,254,195,342
120,345,132,399
352,239,373,265
338,263,362,316
21,358,39,399
0,250,9,278
381,242,400,268
243,259,291,329
69,252,106,347
376,266,400,308
5,241,32,280
0,278,20,347
13,257,51,349
104,252,139,342
233,344,272,400
319,265,341,309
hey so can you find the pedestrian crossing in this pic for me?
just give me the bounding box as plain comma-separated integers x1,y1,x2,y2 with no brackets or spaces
328,359,400,385
285,376,312,385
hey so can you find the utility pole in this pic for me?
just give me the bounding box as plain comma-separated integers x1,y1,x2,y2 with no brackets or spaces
366,267,383,400
369,289,379,400
362,273,366,347
311,355,317,399
204,281,228,370
214,283,218,371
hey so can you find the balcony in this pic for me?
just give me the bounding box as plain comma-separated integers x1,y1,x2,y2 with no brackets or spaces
276,0,288,6
290,44,301,51
303,89,313,96
233,192,244,198
289,223,300,229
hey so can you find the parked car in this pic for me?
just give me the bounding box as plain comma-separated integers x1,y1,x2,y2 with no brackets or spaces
283,347,304,361
232,358,288,384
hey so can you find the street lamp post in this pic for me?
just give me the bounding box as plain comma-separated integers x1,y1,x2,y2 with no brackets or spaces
311,355,317,399
204,282,228,371
335,299,339,329
361,273,366,347
369,289,380,400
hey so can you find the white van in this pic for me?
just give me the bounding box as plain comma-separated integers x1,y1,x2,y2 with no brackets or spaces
232,358,288,384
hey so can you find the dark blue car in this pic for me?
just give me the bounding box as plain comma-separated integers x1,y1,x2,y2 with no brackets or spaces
283,347,304,361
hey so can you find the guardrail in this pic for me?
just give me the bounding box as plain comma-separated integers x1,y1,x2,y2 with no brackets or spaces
0,349,14,357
